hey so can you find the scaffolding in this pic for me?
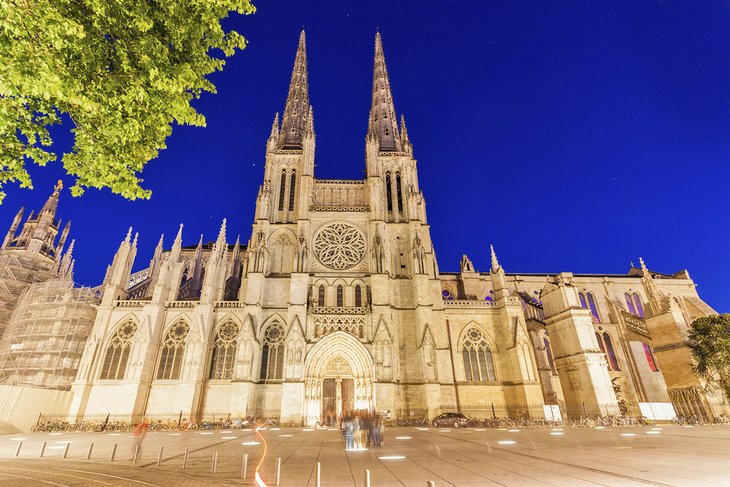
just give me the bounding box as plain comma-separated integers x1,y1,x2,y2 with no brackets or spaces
0,252,56,340
0,278,99,390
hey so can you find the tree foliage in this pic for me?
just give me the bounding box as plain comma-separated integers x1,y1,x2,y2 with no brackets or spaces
688,314,730,399
0,0,255,203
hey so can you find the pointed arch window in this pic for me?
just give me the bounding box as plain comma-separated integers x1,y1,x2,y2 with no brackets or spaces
603,332,620,370
461,328,496,382
595,332,620,371
260,323,285,381
643,342,659,371
633,292,645,318
395,172,404,212
625,292,637,315
278,170,287,211
336,285,343,307
586,293,601,323
99,321,137,380
156,321,190,380
385,172,393,212
209,321,239,380
288,171,297,211
544,337,556,374
579,292,600,323
355,285,362,307
317,285,325,307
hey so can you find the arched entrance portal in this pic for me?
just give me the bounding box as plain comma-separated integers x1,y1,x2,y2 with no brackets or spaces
303,332,375,426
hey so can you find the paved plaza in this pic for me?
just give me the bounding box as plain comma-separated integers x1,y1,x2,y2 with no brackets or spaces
0,425,728,486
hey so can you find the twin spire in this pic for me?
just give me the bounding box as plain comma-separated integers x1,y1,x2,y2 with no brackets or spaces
273,30,408,152
368,32,403,151
277,30,312,149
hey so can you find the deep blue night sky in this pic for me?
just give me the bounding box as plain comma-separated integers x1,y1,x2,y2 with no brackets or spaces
2,1,730,310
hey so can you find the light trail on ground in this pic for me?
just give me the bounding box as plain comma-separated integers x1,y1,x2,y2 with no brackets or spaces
253,425,270,487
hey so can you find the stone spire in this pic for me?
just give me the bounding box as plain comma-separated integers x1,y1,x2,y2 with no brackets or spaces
6,182,66,258
278,30,310,149
201,219,229,303
490,244,507,299
2,207,24,248
639,257,666,315
490,244,500,272
212,218,228,260
170,224,183,262
191,234,204,292
368,32,402,151
39,180,63,220
59,239,75,278
54,220,71,260
144,233,165,296
100,227,138,305
267,112,280,150
151,224,184,303
400,114,412,154
151,234,164,264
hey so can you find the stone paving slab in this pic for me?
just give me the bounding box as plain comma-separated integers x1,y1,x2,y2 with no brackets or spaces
0,425,729,486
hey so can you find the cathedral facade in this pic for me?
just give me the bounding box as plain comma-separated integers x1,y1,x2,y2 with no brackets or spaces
2,32,728,427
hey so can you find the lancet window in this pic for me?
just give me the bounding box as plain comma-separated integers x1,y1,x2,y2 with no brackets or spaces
632,292,645,318
544,337,556,373
156,321,190,380
209,321,239,380
595,331,620,371
355,285,362,307
643,342,659,372
260,322,285,381
385,172,393,212
317,285,325,306
396,172,404,212
336,285,343,307
288,171,297,211
578,291,601,323
625,292,637,315
278,170,287,211
99,321,137,380
461,327,496,382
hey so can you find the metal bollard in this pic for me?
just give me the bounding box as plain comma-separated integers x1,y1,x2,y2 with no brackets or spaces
157,446,164,466
86,443,94,460
275,457,281,486
133,445,139,463
241,453,248,479
316,461,321,487
426,481,435,487
39,441,46,458
182,447,189,469
364,469,371,487
110,444,117,462
14,441,22,457
211,451,218,474
63,442,70,459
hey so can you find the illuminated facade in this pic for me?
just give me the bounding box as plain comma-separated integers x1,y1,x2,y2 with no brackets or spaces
3,32,727,425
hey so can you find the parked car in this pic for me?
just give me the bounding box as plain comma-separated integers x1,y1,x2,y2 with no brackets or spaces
432,412,469,428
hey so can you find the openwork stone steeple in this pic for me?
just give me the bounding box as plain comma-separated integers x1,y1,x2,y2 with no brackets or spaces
278,30,310,149
368,32,402,152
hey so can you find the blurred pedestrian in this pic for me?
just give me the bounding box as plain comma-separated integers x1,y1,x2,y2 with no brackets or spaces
131,419,148,459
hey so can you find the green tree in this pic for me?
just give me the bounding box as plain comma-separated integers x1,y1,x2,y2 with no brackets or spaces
688,314,730,401
0,0,255,203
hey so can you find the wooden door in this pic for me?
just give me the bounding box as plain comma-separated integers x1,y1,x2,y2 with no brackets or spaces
341,378,354,414
322,378,336,425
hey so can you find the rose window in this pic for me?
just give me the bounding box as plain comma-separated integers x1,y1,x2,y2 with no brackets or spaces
313,223,366,270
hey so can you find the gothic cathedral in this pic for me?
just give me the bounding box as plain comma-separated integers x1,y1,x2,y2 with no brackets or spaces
1,32,727,426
